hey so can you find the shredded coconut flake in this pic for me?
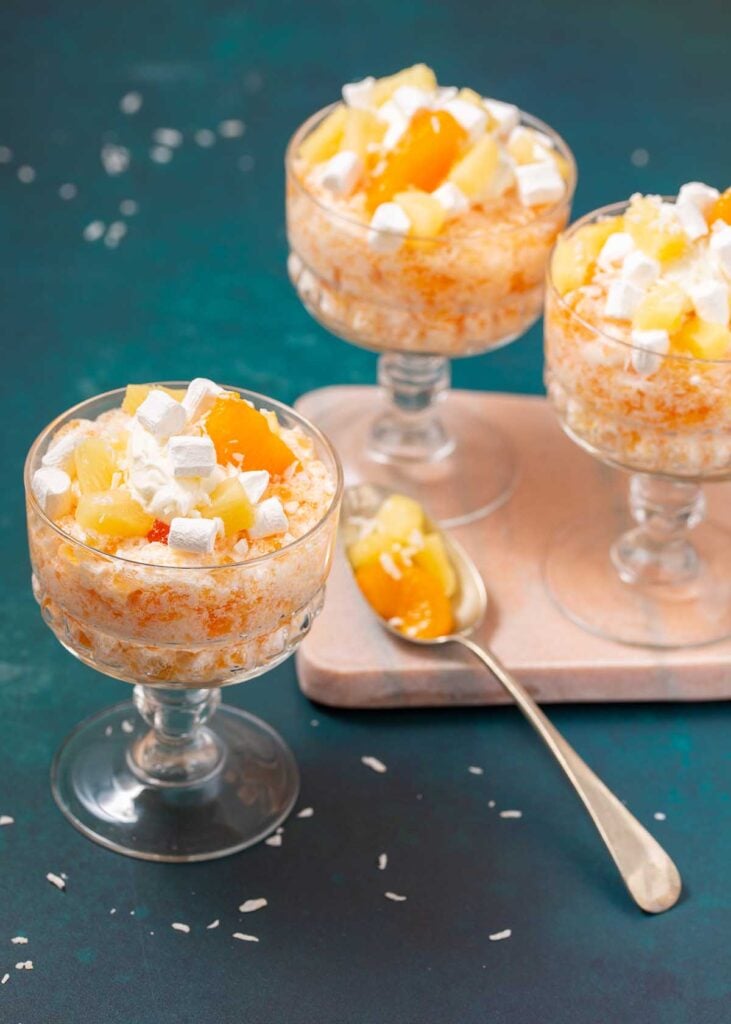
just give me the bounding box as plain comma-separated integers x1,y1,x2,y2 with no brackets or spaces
46,872,66,891
654,811,667,821
499,810,522,819
239,898,267,914
468,766,484,775
120,719,134,734
0,815,14,826
232,932,259,942
1,973,8,984
171,922,190,933
11,937,28,945
489,929,512,941
378,853,388,871
384,892,407,902
361,756,387,774
488,800,496,809
15,961,33,970
265,834,282,847
206,919,220,930
296,807,314,818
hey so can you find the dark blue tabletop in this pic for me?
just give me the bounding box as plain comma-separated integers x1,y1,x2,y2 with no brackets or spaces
1,1,730,1021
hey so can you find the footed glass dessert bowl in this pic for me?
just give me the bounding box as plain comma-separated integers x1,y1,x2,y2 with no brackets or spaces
286,63,575,525
544,188,731,647
25,380,342,860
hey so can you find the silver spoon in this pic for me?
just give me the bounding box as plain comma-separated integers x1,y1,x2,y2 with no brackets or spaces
343,484,682,915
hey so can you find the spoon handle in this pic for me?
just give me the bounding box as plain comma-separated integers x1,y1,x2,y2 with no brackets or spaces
455,635,682,914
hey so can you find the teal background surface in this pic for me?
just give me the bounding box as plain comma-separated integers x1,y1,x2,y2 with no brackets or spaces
1,1,730,1021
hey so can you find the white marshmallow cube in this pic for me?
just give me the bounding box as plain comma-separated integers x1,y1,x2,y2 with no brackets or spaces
604,279,645,320
181,378,222,422
238,470,270,504
442,98,488,141
319,150,362,197
677,182,719,213
432,181,469,217
342,76,376,110
168,435,217,478
368,203,411,253
710,225,731,278
514,162,564,207
483,98,519,136
675,200,708,241
391,86,432,120
168,516,221,554
689,280,730,325
621,250,660,288
41,422,93,472
32,467,73,518
597,232,635,270
137,390,187,438
630,329,670,376
248,497,288,539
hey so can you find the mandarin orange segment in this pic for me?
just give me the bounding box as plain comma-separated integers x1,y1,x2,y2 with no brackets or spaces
355,558,454,639
366,109,467,212
204,394,296,475
709,187,731,226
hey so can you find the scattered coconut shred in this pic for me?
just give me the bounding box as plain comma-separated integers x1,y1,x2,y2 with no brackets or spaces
384,892,407,902
489,929,512,942
361,756,387,774
239,899,267,914
233,933,259,943
0,815,14,826
46,872,66,891
171,922,190,934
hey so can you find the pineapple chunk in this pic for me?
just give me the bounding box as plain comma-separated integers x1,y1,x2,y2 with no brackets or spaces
414,532,457,598
625,196,687,263
371,64,437,106
76,490,154,537
394,189,447,238
672,316,731,360
74,438,117,494
507,126,543,165
457,87,484,108
376,494,423,538
633,281,691,332
121,384,186,415
447,134,499,199
298,104,347,168
550,218,623,295
201,477,255,536
348,494,425,568
343,107,384,160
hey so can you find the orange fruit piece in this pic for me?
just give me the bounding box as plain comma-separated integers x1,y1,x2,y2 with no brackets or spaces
204,394,296,475
709,187,731,226
355,558,454,640
366,109,467,213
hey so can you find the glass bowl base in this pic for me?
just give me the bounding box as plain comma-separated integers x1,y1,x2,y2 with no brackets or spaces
544,518,731,648
51,701,300,862
304,389,516,527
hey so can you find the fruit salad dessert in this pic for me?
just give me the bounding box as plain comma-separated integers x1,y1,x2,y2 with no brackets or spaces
26,381,341,686
546,186,731,478
287,64,575,355
346,493,456,639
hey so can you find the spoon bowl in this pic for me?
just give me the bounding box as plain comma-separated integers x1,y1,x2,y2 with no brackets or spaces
342,484,683,915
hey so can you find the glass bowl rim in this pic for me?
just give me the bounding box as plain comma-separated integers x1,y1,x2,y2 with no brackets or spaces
547,198,731,366
285,101,577,243
24,383,344,572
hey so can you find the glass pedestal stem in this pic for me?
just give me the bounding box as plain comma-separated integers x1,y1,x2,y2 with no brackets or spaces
611,474,705,588
369,353,455,464
130,686,223,787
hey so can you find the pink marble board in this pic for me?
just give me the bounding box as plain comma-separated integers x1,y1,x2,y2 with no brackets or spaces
295,386,731,708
